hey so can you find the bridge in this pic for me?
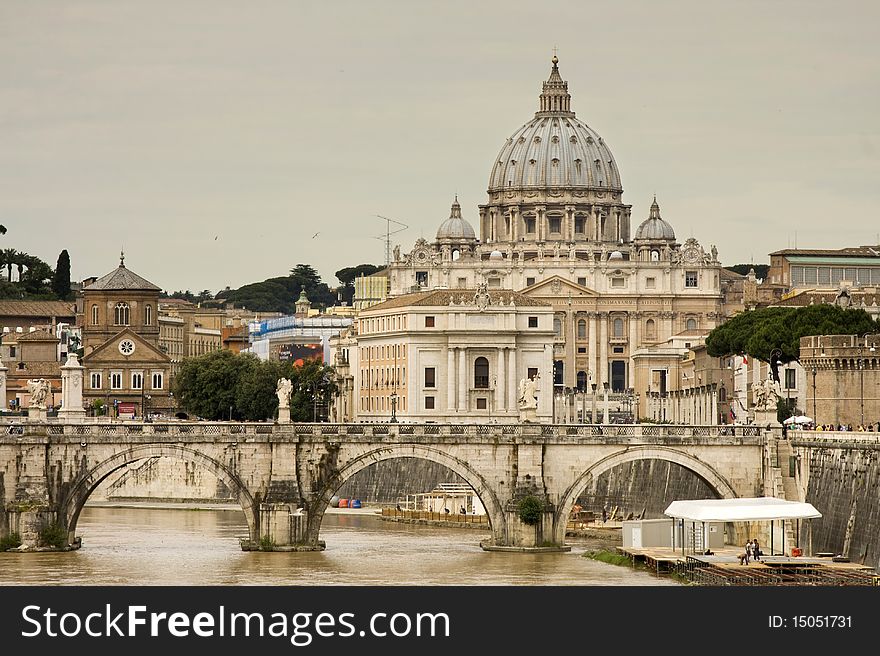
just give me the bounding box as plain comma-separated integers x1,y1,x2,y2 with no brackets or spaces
1,421,770,552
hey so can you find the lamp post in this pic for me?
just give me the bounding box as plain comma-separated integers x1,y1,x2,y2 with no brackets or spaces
602,382,609,425
144,394,151,422
390,391,398,423
770,348,786,417
591,383,598,424
169,391,175,417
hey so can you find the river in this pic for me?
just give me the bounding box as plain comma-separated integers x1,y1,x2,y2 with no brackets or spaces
0,505,676,586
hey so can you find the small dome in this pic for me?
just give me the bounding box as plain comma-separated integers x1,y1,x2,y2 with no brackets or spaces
634,196,676,241
436,197,477,242
608,250,623,260
489,249,504,262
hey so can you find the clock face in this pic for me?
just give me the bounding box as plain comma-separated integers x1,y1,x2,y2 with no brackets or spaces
684,247,700,263
118,339,136,356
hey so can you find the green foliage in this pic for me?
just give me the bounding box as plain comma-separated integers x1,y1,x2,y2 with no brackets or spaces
517,495,544,525
52,250,72,299
583,549,635,567
259,535,276,551
707,304,878,377
174,350,338,421
38,523,67,549
0,532,22,550
0,250,56,299
160,289,214,303
725,264,769,279
214,264,337,312
777,398,798,424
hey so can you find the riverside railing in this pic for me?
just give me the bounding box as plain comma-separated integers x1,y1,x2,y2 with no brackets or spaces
0,420,764,440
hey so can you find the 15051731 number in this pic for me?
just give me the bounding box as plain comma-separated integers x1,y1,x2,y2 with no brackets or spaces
775,616,853,628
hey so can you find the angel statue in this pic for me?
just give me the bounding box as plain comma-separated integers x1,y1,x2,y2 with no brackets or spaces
276,377,293,409
518,374,539,410
27,378,50,409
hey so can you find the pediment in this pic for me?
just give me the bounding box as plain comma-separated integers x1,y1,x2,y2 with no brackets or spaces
82,328,171,365
522,276,599,298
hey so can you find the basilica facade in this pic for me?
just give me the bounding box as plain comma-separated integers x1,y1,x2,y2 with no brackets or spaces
380,57,726,418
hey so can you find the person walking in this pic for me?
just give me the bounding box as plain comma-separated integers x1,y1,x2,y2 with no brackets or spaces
745,539,753,564
753,538,761,561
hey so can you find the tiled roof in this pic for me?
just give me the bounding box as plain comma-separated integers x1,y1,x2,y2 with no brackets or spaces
8,361,62,377
770,246,880,257
0,300,76,318
366,289,550,312
16,329,59,342
84,264,160,291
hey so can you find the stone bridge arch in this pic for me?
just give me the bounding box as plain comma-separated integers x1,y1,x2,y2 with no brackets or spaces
553,446,738,545
61,444,257,546
306,444,507,546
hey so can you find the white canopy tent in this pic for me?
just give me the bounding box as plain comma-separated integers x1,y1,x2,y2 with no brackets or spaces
664,497,822,556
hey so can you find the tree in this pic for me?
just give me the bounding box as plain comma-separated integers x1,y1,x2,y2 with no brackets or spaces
335,264,382,304
173,350,258,420
724,264,770,279
53,250,72,300
236,359,293,421
707,304,879,380
2,249,17,282
288,359,338,422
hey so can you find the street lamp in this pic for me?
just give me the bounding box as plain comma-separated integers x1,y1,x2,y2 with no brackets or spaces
390,391,398,423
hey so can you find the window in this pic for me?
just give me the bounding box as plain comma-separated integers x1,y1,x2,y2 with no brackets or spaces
686,318,697,331
577,277,587,287
416,271,428,287
645,318,656,340
90,372,102,389
425,316,435,327
525,217,536,233
553,318,562,337
611,277,625,288
613,346,624,354
613,317,624,337
145,304,153,326
685,271,698,288
476,398,487,410
577,347,586,353
424,367,436,388
575,217,585,233
114,302,130,326
111,372,122,389
457,277,467,288
474,357,489,388
425,396,435,410
91,304,99,325
651,250,660,262
548,217,561,233
577,319,587,339
9,345,15,358
487,277,501,288
784,369,796,390
131,372,143,390
526,277,536,286
577,370,588,391
646,277,656,289
527,367,538,380
528,316,538,328
152,372,163,390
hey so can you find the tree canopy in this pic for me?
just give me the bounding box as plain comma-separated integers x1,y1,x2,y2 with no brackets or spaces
214,264,337,313
173,350,337,421
335,264,382,304
0,250,56,299
724,264,769,279
706,304,879,380
52,250,72,300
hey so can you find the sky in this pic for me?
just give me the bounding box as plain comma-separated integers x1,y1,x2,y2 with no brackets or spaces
2,1,879,294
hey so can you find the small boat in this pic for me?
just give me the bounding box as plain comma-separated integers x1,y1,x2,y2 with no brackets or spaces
350,499,362,509
338,498,349,508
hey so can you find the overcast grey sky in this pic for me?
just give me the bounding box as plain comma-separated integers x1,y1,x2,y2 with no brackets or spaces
2,1,879,293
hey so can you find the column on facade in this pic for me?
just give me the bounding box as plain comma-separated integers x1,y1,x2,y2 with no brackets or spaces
599,313,609,387
447,347,457,411
588,312,597,388
507,347,517,412
628,312,638,390
511,206,520,242
496,347,506,412
458,348,467,412
711,386,719,425
566,308,576,387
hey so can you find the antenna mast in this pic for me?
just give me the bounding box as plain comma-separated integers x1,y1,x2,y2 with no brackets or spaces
374,215,408,268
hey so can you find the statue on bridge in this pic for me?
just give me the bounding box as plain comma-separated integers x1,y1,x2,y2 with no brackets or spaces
27,378,51,409
518,374,539,410
276,377,293,409
753,376,780,412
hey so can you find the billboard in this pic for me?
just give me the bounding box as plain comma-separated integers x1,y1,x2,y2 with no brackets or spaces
278,342,323,366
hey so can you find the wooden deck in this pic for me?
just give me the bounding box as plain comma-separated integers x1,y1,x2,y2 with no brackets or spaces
618,546,878,585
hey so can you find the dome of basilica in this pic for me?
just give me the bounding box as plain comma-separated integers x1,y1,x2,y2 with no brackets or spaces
436,197,477,242
488,57,622,193
634,197,676,241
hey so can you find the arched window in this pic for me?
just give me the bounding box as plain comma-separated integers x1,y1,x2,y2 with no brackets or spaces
577,319,587,339
553,318,562,337
645,319,656,340
651,250,660,262
91,304,99,325
577,370,588,391
613,317,624,337
474,357,489,388
686,318,697,331
719,387,727,402
145,304,153,326
114,302,130,326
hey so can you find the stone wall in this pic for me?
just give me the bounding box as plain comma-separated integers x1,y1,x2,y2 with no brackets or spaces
92,457,234,503
336,458,461,504
804,445,880,569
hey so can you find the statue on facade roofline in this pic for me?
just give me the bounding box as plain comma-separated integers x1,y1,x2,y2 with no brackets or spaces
276,377,293,409
27,379,51,409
